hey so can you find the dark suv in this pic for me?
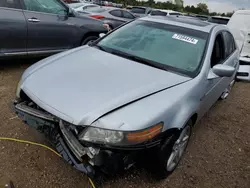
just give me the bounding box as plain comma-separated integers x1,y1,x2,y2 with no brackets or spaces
0,0,108,58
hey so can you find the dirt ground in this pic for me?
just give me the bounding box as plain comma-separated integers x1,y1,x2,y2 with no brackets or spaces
0,59,249,188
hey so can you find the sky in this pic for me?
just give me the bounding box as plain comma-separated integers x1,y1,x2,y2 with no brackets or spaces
183,0,250,13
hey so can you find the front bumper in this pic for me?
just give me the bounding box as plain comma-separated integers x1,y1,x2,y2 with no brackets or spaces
13,101,148,177
14,101,96,176
237,59,250,81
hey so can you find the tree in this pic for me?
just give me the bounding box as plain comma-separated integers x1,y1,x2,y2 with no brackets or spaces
197,3,209,14
226,12,234,17
210,12,217,16
147,0,155,7
175,0,183,7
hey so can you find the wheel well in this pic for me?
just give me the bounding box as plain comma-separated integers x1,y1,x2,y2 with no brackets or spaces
190,113,198,126
161,113,198,141
80,32,100,45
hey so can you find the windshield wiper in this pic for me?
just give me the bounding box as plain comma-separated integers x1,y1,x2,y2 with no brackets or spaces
94,45,167,71
93,44,113,54
242,55,250,58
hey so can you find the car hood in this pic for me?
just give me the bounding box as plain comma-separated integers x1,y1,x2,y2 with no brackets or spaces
21,46,191,126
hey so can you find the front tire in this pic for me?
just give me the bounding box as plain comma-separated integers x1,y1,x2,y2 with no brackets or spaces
155,121,192,179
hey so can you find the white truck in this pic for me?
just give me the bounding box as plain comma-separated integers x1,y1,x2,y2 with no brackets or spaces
227,10,250,81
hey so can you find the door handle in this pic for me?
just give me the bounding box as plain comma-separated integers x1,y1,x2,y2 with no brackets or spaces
28,18,40,22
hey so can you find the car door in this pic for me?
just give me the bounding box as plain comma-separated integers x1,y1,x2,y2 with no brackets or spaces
21,0,78,53
108,9,126,28
0,0,27,56
199,32,230,115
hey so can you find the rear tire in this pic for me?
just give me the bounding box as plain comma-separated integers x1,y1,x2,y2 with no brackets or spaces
154,120,192,179
81,36,99,46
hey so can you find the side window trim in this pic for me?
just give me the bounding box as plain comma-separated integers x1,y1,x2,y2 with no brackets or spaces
211,32,226,67
222,30,237,61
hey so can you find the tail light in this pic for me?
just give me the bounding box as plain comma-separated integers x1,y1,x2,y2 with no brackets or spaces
90,15,105,19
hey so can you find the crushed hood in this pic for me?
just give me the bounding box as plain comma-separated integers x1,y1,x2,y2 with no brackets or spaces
22,46,191,125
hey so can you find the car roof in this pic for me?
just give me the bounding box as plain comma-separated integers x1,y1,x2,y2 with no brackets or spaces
86,6,120,11
131,6,150,9
234,9,250,15
140,16,217,33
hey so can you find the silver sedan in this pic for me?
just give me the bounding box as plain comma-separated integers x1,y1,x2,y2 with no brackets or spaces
14,16,239,179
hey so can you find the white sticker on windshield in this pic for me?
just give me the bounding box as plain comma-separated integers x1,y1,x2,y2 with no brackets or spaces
172,34,198,44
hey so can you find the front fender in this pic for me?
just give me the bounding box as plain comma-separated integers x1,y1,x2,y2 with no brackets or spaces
162,96,199,132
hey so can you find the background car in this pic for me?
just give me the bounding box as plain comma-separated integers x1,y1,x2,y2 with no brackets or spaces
80,7,136,29
150,9,183,16
207,16,230,25
68,2,99,12
0,0,108,58
14,16,239,179
195,15,209,21
227,10,250,81
129,6,152,17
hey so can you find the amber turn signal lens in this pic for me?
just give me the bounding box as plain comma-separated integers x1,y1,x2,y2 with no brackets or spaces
126,123,163,142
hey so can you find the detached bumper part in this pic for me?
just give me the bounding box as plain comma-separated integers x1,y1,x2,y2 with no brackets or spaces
14,101,96,177
56,135,95,177
13,101,137,177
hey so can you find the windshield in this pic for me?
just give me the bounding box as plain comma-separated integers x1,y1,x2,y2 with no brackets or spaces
96,20,208,76
208,17,229,25
130,7,146,14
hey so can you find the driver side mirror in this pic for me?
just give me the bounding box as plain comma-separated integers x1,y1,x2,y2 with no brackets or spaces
208,64,235,79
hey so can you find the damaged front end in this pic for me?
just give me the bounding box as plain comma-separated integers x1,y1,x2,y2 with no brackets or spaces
13,95,149,178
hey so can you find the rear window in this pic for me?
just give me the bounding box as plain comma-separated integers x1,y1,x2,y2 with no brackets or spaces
169,12,182,16
196,15,209,21
130,7,146,14
208,17,229,25
151,10,167,16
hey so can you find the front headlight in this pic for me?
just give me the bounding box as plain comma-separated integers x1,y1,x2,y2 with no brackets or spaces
78,122,163,146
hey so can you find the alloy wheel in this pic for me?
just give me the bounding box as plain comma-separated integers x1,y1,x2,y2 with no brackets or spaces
166,125,191,171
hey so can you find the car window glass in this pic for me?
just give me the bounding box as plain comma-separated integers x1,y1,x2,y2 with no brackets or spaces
130,7,146,14
23,0,66,15
211,34,225,67
208,17,229,25
109,10,122,17
222,31,236,58
151,10,167,16
122,10,134,19
169,12,181,16
0,0,21,9
98,20,208,74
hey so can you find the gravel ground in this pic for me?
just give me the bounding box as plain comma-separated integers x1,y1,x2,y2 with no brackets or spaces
0,59,249,188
